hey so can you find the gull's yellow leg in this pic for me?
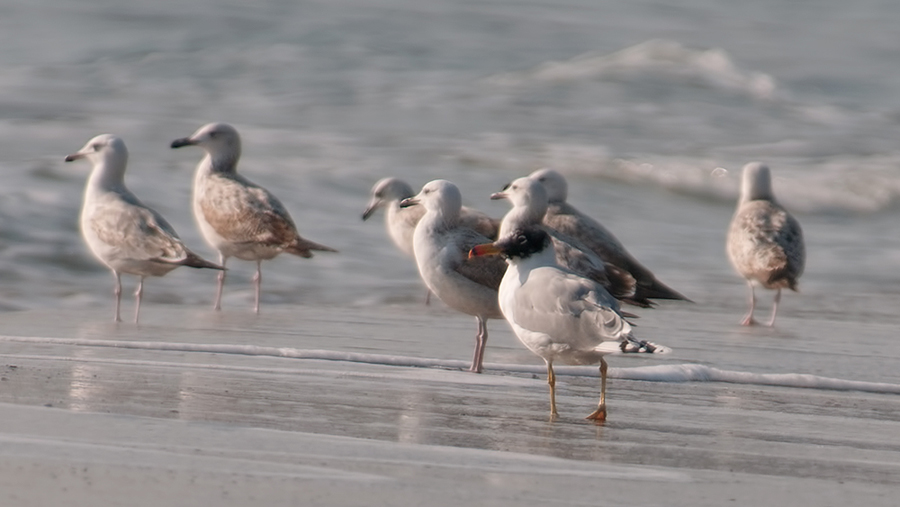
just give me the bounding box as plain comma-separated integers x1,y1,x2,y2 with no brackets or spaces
547,361,559,419
585,357,608,422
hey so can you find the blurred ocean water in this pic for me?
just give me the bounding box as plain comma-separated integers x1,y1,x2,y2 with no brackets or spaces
1,0,899,327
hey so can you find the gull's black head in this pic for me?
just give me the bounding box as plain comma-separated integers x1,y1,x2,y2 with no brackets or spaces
469,226,551,261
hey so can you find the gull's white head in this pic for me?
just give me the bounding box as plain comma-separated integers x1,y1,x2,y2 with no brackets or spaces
171,122,241,170
491,176,549,223
739,162,774,203
400,179,462,220
362,177,416,220
65,134,129,184
528,168,568,203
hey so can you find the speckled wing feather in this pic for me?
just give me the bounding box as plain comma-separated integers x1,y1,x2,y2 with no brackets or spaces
544,201,687,304
200,173,299,248
727,200,805,290
451,228,507,290
90,197,190,264
545,227,637,302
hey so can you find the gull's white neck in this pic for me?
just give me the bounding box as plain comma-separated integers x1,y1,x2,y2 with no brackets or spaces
499,203,545,238
86,159,128,195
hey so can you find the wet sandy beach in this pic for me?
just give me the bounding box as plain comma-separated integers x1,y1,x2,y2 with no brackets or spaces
1,304,898,506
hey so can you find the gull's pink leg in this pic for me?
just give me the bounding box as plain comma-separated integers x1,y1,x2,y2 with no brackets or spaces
214,254,228,311
134,276,144,324
767,288,782,327
740,281,757,326
253,259,262,314
468,316,488,373
112,271,122,323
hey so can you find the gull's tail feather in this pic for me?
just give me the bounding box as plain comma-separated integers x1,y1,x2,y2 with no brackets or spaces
180,253,225,270
620,336,671,354
286,238,339,258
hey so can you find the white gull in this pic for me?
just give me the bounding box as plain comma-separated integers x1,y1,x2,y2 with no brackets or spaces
469,227,669,422
171,123,337,313
399,180,506,373
726,162,805,326
66,134,222,323
529,168,689,307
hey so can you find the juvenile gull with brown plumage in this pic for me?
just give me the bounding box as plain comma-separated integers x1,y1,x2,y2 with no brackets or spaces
400,180,506,373
529,168,689,306
66,134,223,323
171,123,336,313
727,162,805,326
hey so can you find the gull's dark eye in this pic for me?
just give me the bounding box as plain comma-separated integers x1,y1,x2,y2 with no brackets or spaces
538,177,546,183
209,131,218,139
92,143,101,151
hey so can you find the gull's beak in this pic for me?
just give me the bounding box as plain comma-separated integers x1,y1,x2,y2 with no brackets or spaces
170,137,197,149
468,242,503,259
361,197,381,221
399,197,419,209
489,191,507,200
64,150,87,162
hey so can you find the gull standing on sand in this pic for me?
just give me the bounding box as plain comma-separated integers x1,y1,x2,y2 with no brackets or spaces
491,176,637,303
470,227,669,422
66,134,223,323
529,168,689,307
171,123,337,313
727,162,804,326
400,180,506,373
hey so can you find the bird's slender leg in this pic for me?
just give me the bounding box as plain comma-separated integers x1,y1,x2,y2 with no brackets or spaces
424,290,432,306
740,281,757,326
767,288,782,327
112,271,122,323
253,259,262,314
468,316,488,373
213,254,228,311
133,276,145,324
547,360,559,420
586,357,608,422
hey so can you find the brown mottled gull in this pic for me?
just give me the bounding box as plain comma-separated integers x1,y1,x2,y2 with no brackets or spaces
171,123,336,313
727,162,805,326
66,134,223,323
529,168,689,306
399,180,506,373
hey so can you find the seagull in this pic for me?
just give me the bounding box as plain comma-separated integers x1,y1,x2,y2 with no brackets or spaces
469,227,669,422
529,168,689,306
399,180,506,373
362,177,500,256
363,177,501,304
726,162,804,326
490,176,637,303
171,123,337,313
66,134,223,323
